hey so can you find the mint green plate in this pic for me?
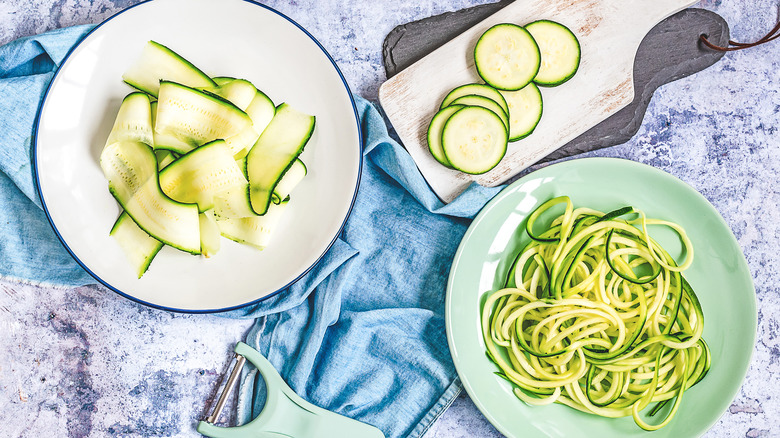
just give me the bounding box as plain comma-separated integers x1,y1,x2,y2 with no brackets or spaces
446,158,756,438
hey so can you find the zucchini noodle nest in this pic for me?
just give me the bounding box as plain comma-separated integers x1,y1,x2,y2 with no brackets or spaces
481,196,711,431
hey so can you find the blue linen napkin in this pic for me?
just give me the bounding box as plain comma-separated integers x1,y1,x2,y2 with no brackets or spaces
0,25,96,287
0,26,504,437
227,97,504,438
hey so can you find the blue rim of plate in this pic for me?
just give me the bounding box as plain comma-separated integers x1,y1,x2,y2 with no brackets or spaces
445,157,757,437
31,0,363,314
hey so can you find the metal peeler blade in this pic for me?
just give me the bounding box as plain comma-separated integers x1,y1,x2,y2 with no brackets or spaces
198,342,385,438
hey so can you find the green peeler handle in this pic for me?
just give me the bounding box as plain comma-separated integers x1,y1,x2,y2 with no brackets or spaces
197,422,285,438
197,342,385,438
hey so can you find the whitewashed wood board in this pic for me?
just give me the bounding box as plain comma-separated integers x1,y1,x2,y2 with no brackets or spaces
379,0,697,203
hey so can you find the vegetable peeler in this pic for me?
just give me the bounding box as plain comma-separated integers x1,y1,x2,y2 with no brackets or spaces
198,342,385,438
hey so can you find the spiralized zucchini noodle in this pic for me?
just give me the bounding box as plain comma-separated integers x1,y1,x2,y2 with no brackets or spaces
481,196,711,431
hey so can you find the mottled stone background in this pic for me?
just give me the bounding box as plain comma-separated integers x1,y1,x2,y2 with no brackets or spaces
1,0,778,437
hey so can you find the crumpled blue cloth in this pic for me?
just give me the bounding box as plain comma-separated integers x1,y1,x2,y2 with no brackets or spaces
0,26,504,437
0,25,96,287
228,97,504,438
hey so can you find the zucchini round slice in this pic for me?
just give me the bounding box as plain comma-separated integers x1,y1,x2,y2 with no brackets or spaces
525,20,581,86
427,105,465,168
499,83,544,141
474,23,541,91
440,84,509,117
441,106,508,175
448,95,509,133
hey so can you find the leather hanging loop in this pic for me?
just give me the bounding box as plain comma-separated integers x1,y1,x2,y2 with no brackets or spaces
700,6,780,51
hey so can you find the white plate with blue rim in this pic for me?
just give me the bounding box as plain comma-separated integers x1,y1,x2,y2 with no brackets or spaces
33,0,362,312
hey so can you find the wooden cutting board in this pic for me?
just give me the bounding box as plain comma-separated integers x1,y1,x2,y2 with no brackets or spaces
379,0,699,203
383,7,728,168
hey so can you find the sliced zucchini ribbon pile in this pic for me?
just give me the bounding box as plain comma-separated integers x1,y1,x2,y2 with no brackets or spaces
102,41,315,277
